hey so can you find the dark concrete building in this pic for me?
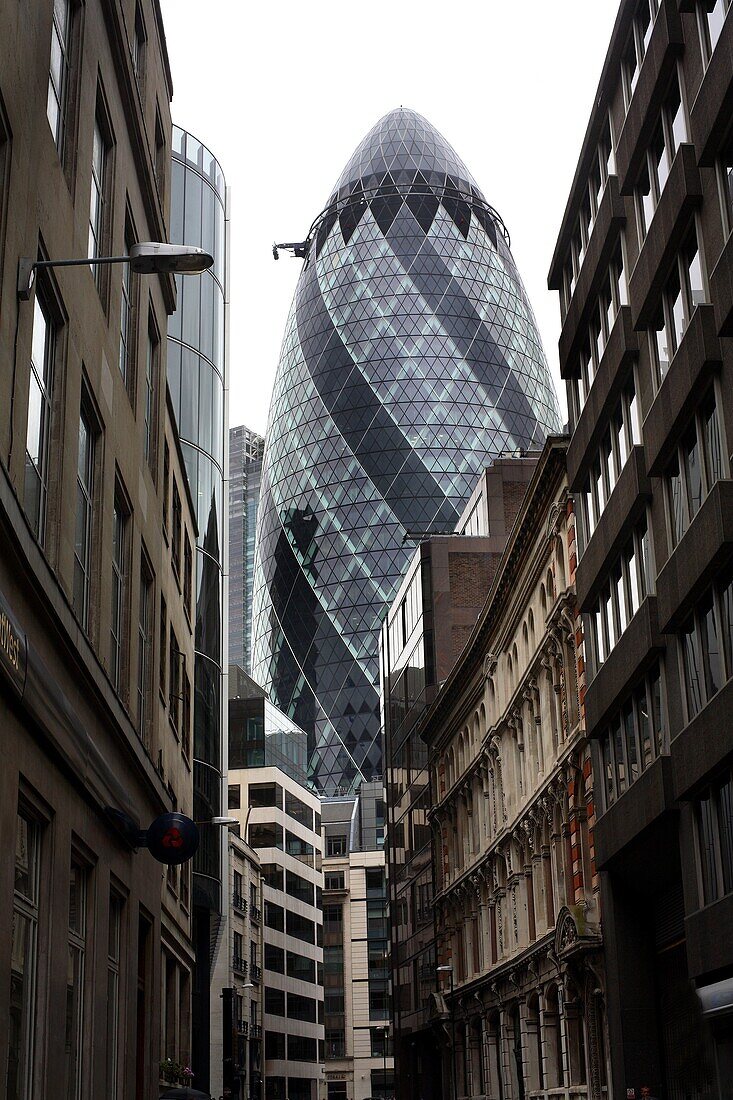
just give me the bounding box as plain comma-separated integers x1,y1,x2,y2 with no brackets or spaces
381,456,538,1100
549,0,733,1095
0,1,201,1097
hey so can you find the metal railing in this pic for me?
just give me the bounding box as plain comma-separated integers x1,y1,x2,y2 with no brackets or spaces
250,963,262,982
250,905,262,923
232,892,247,914
232,955,247,975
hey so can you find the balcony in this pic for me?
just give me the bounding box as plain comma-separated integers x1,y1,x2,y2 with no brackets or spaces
250,963,262,983
236,1018,249,1037
232,955,247,976
250,905,262,924
250,1023,263,1039
232,892,247,915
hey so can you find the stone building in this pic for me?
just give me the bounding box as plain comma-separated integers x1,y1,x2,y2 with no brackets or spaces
0,1,201,1096
225,831,264,1100
422,438,609,1099
548,0,733,1094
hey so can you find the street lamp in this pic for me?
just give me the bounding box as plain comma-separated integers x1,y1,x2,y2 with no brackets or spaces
17,241,213,300
437,965,457,1100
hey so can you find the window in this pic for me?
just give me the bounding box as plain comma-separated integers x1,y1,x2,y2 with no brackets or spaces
326,834,347,857
25,292,56,543
286,831,314,866
324,871,345,891
7,811,41,1100
264,944,284,974
679,571,733,721
622,0,659,109
159,595,167,699
183,533,192,619
131,4,146,86
578,378,640,554
261,863,283,891
717,128,733,236
106,892,123,1100
137,556,153,742
698,0,732,63
695,770,733,904
366,868,385,897
650,228,707,382
64,858,88,1100
288,1034,317,1062
249,783,282,808
285,789,313,828
286,870,314,906
181,670,191,759
371,1027,392,1058
287,910,315,944
233,931,245,974
110,489,128,693
265,901,284,931
169,627,181,732
265,1031,285,1060
665,390,725,546
47,0,72,152
144,313,159,468
119,221,135,387
635,75,688,237
228,784,240,810
248,821,283,850
162,441,170,536
600,664,665,808
266,988,285,1017
287,951,316,984
88,113,109,287
73,401,96,631
588,520,650,672
288,992,317,1022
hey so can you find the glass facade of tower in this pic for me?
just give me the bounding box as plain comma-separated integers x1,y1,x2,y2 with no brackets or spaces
229,425,265,673
168,125,227,1089
252,109,560,795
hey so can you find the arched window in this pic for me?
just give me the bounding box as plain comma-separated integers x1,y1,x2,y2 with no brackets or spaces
544,984,564,1087
540,583,547,615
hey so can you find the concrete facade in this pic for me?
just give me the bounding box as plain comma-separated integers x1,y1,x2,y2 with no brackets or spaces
549,1,733,1095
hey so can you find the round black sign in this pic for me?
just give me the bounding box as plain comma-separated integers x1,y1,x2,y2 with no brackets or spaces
145,812,200,865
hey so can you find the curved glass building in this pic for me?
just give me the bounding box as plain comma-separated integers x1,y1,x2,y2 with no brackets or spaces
252,108,560,794
167,126,227,1090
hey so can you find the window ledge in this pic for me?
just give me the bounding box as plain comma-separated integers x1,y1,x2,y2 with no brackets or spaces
594,754,674,870
672,674,733,800
689,4,733,164
709,228,733,336
585,596,664,734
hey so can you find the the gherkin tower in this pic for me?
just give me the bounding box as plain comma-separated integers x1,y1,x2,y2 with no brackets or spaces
252,108,561,793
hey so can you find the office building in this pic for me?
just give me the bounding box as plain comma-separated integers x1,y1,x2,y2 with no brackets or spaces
229,666,325,1100
0,1,199,1096
421,437,609,1099
381,456,538,1100
252,107,562,795
548,0,733,1094
321,782,393,1100
224,831,265,1100
229,424,265,673
167,124,229,1090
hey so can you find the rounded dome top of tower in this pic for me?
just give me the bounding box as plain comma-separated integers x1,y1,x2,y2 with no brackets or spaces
328,107,485,205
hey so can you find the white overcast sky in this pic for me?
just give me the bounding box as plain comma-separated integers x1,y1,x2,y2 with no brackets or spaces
160,0,620,436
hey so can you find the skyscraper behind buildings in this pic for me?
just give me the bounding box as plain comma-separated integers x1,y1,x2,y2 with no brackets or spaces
168,125,228,1091
252,108,561,794
229,425,265,673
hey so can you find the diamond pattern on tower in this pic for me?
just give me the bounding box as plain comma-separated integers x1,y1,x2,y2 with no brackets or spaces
252,108,561,795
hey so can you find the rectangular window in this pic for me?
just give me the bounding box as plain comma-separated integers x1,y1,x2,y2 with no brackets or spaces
264,943,284,974
285,789,313,828
326,834,347,857
73,401,96,631
119,221,135,387
286,951,316,984
88,114,108,282
264,900,284,931
171,480,181,580
181,671,191,758
666,390,726,546
131,4,146,86
228,784,240,810
249,783,282,809
324,871,345,891
110,490,128,693
106,892,123,1100
144,313,159,468
25,292,56,544
265,988,285,1017
137,556,153,743
47,0,72,151
717,128,733,234
699,0,731,62
7,811,41,1100
159,595,167,699
248,822,283,849
695,769,733,905
162,441,170,536
169,628,180,732
183,532,192,619
64,858,87,1100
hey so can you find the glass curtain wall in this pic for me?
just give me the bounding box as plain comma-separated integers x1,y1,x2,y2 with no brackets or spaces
168,125,227,1090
